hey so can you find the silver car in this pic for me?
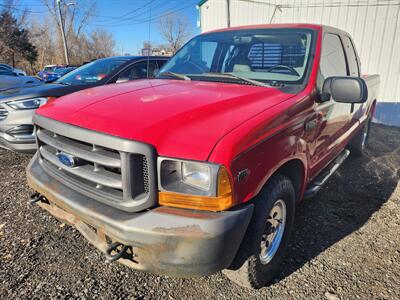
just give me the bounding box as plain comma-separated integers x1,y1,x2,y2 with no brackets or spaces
0,66,41,91
0,63,27,76
0,56,169,153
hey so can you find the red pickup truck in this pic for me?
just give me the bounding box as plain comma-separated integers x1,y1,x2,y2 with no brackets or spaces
27,24,379,289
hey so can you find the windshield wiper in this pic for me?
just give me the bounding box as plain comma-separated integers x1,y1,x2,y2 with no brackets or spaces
158,71,191,81
56,81,71,86
219,73,269,87
200,72,269,87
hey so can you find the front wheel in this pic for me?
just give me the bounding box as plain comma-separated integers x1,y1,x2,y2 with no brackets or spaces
223,174,295,289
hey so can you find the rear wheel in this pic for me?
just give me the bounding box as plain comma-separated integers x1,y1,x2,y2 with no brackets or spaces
223,174,295,289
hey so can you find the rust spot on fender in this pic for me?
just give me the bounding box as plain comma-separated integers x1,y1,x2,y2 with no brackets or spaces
154,206,219,220
152,224,211,238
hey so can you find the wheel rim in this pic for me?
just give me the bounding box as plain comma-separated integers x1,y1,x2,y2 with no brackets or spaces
259,199,287,265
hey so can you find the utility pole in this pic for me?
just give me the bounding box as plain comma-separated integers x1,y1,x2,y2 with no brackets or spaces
57,0,69,65
226,0,230,27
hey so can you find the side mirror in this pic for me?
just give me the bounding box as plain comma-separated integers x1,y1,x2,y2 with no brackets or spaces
322,76,368,103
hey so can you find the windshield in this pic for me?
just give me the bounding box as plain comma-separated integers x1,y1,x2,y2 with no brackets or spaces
44,66,55,71
54,67,74,75
158,28,314,86
57,58,127,85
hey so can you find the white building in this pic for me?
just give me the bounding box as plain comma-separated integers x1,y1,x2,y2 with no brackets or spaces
197,0,400,126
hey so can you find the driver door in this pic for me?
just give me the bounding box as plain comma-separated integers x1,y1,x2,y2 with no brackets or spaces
309,33,352,179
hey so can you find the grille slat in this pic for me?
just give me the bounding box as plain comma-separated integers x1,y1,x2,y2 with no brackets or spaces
0,104,8,121
37,128,121,168
34,116,155,212
40,145,123,189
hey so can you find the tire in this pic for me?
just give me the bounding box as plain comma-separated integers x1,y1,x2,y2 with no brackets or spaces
223,174,295,289
348,115,372,157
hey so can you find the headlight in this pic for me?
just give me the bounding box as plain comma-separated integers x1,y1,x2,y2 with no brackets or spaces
158,158,233,211
7,97,48,110
182,161,211,191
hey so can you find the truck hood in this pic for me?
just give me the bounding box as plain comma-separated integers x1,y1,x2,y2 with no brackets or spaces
36,79,294,161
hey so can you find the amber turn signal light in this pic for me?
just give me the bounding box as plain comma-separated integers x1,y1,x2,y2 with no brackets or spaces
159,166,233,211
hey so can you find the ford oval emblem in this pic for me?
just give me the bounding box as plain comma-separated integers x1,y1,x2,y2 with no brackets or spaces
57,152,76,168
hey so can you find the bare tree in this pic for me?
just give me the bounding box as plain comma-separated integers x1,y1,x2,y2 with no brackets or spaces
158,13,191,54
1,0,116,73
0,2,37,70
41,0,97,65
28,18,57,70
86,29,116,59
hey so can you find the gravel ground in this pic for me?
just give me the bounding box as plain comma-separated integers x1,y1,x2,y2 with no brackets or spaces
0,123,399,300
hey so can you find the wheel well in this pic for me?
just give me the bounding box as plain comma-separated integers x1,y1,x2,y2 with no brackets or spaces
370,99,377,116
274,159,305,202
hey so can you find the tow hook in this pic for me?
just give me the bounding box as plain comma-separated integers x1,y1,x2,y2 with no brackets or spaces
28,192,45,205
105,242,130,263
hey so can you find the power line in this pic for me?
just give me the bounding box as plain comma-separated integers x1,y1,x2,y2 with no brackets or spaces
91,0,197,27
93,0,156,21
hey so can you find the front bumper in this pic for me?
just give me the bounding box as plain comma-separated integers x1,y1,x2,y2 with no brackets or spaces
27,154,253,277
0,132,36,153
0,106,36,153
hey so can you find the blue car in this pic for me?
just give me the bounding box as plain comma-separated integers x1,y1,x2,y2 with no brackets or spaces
43,67,76,83
37,65,64,80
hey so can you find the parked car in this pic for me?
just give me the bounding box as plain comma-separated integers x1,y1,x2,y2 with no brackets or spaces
0,66,41,91
42,67,76,83
37,65,68,81
37,65,59,80
27,25,379,289
0,56,168,152
0,63,26,76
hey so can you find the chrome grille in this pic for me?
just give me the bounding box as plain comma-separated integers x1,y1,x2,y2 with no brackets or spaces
0,104,8,121
36,125,153,210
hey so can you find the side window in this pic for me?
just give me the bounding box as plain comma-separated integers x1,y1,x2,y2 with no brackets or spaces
200,41,217,69
247,43,306,71
157,59,167,70
116,61,157,82
320,34,348,79
190,41,217,72
342,36,360,76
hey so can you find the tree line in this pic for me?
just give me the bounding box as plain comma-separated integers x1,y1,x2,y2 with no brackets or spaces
0,0,116,75
0,0,193,75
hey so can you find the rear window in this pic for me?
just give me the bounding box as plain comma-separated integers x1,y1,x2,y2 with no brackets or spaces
248,43,306,72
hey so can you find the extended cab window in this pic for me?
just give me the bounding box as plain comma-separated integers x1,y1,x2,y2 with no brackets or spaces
320,34,347,79
158,28,314,86
342,36,360,76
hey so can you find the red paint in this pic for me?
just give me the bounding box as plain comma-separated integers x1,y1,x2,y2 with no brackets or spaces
37,79,294,161
36,24,377,206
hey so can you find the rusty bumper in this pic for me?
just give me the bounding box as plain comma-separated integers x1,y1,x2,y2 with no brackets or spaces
27,154,253,277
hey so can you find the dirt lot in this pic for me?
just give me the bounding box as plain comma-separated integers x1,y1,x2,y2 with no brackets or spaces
0,123,399,300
